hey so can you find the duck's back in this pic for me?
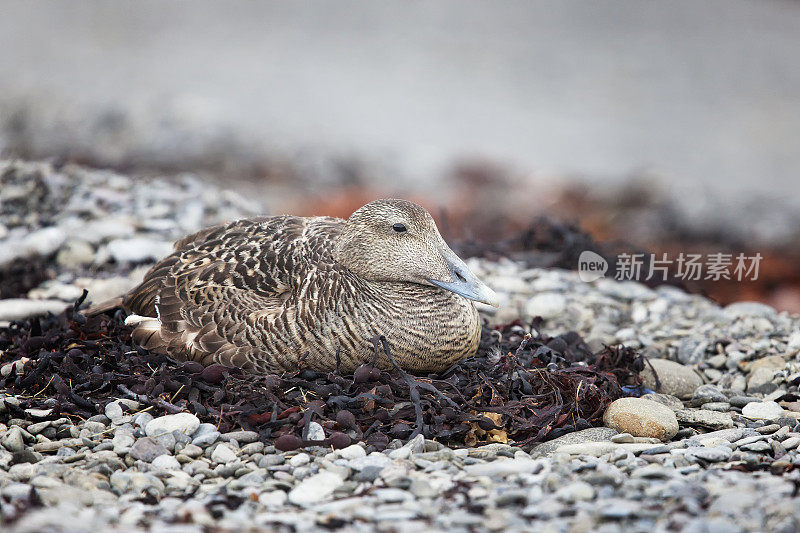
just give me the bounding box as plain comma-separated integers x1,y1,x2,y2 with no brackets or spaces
124,215,346,369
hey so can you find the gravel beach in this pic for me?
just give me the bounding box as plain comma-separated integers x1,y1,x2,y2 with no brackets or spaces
2,160,800,532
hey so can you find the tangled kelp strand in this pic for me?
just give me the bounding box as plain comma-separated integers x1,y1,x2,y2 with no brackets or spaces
0,294,643,450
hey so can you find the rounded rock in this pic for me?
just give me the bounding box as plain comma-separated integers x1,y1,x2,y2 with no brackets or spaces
741,401,785,421
336,444,366,460
145,413,200,438
641,359,704,400
603,397,679,441
151,454,181,470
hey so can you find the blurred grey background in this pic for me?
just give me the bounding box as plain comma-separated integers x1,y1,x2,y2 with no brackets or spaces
2,0,800,209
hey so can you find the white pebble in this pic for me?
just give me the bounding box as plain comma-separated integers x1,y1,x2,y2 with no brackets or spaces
211,443,238,464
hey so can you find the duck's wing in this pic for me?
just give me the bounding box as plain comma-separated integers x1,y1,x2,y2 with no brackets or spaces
123,215,343,368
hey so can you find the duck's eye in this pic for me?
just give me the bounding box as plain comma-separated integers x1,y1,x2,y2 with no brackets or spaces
392,223,407,233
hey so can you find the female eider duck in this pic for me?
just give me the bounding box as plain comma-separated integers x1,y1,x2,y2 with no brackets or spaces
116,199,498,374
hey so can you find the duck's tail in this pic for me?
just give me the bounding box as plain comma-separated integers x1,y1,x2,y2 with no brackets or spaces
84,296,124,316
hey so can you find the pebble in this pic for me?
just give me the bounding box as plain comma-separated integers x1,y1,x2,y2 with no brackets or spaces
530,427,618,456
260,490,288,507
104,401,124,423
129,437,169,462
701,402,731,412
388,434,425,459
288,471,344,505
684,446,733,462
723,301,776,318
691,385,728,405
211,443,238,464
1,427,25,453
112,431,135,454
145,413,200,437
782,437,800,450
192,431,220,447
0,227,65,267
740,441,772,453
306,421,326,441
180,443,204,458
610,433,635,443
348,453,393,472
220,430,259,444
603,398,679,440
554,441,618,457
747,367,779,394
641,393,683,410
56,239,95,268
336,445,366,460
674,409,734,430
641,359,703,399
289,453,311,467
133,412,154,428
741,401,785,421
150,454,181,470
463,457,542,477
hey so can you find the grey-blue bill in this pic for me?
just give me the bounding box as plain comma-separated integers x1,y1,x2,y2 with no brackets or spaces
427,252,499,308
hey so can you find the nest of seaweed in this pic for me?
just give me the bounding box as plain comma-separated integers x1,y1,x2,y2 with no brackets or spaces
0,293,645,452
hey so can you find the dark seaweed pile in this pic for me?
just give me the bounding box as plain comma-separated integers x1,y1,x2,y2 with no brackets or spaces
0,293,644,451
454,216,606,271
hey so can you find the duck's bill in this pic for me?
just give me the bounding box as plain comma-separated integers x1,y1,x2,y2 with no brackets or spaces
427,265,500,308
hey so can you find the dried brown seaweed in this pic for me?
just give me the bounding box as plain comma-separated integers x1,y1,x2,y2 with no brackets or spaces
0,293,643,450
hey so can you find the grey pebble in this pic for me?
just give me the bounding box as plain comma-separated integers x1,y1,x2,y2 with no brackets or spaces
129,437,169,462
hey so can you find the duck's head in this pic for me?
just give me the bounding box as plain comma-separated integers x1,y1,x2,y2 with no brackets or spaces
335,199,499,307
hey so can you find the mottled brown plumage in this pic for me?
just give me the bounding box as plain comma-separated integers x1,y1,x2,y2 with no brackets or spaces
119,199,498,374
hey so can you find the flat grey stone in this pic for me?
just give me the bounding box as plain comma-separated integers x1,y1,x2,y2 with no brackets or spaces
554,441,619,457
695,428,752,443
530,427,618,456
690,385,728,405
220,430,259,444
463,457,542,477
675,409,734,430
129,437,169,462
684,446,732,462
192,431,220,447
